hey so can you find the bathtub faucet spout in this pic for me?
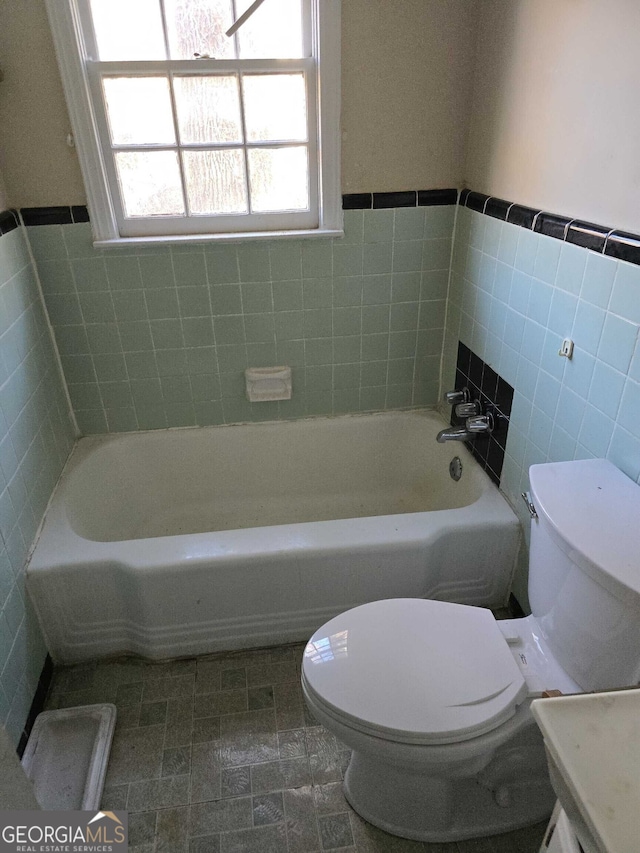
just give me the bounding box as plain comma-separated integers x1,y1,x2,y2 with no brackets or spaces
436,426,472,443
436,414,494,443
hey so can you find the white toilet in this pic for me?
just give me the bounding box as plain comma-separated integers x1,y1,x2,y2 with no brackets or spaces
302,459,640,842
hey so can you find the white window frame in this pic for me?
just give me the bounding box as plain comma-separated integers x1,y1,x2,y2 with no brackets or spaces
45,0,342,246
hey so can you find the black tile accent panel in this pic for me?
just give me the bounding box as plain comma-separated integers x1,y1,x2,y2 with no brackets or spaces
418,188,458,206
0,209,19,236
373,191,417,209
460,189,640,268
494,375,513,418
465,191,489,213
16,655,54,758
566,220,609,252
468,349,484,389
484,197,511,221
604,231,640,266
534,212,571,240
452,342,514,487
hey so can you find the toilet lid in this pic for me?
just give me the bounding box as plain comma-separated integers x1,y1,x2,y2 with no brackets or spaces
302,599,527,745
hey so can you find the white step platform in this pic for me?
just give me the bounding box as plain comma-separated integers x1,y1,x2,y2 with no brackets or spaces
21,704,117,810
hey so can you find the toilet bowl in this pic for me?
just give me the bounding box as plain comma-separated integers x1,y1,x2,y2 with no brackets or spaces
302,460,640,842
302,599,577,841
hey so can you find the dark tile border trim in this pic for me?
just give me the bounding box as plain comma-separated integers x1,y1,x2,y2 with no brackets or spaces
485,197,511,220
418,188,458,206
373,191,418,209
343,189,458,211
21,205,90,226
342,193,373,210
16,655,54,758
71,205,91,223
16,194,460,223
0,209,20,236
465,191,489,213
507,204,537,230
16,192,639,263
566,220,609,253
603,230,640,266
22,206,73,226
460,189,640,267
534,212,571,240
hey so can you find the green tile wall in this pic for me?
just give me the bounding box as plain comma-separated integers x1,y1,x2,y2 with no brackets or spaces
28,207,454,434
443,205,640,606
0,226,75,746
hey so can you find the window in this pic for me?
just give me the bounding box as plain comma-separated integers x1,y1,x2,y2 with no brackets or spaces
46,0,341,243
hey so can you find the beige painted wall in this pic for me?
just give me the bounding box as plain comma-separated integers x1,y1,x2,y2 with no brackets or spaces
0,0,87,207
341,0,479,193
465,0,640,233
0,169,9,212
0,0,479,207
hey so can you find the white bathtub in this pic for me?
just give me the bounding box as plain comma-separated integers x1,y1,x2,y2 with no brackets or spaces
27,410,520,664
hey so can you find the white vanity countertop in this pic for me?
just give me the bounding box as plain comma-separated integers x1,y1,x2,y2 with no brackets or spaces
532,688,640,853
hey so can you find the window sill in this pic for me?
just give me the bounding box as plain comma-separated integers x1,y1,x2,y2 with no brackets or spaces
93,227,344,249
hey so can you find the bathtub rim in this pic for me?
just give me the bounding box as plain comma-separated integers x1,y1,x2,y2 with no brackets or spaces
28,408,506,562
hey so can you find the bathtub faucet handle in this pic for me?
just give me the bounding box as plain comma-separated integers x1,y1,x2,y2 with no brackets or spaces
465,413,494,434
455,400,482,418
444,388,469,406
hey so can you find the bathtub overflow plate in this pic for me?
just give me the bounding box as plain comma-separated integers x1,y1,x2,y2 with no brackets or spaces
449,456,463,481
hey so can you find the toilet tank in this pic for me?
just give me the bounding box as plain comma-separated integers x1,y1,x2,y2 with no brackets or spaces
528,459,640,692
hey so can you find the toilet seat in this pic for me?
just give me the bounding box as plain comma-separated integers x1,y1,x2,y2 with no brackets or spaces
302,599,528,745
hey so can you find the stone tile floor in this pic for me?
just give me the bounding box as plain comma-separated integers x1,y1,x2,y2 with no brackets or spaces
46,642,547,853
